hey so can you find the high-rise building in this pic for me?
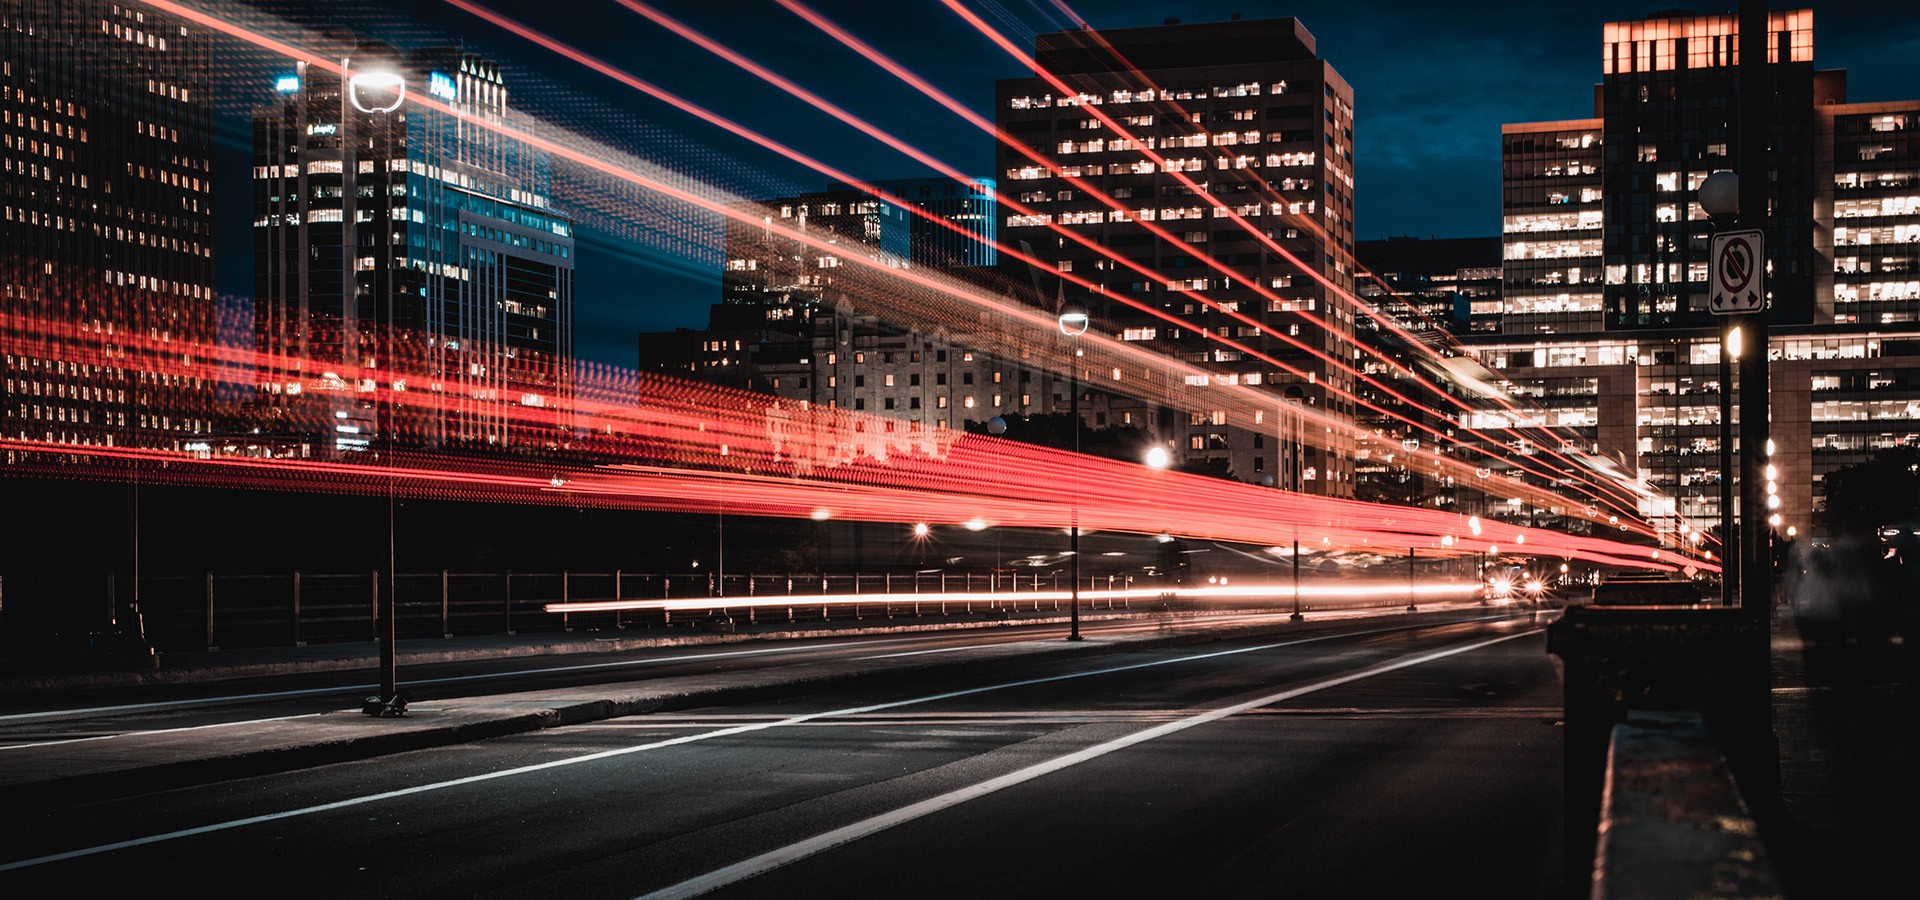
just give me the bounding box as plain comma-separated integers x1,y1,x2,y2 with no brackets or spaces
867,176,997,270
995,17,1358,493
1486,9,1920,540
253,42,573,454
718,177,996,314
1352,237,1502,510
1,0,216,450
1501,120,1604,334
653,176,1007,398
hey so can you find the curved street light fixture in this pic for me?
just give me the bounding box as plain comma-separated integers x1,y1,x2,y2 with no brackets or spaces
1057,300,1088,641
348,69,406,114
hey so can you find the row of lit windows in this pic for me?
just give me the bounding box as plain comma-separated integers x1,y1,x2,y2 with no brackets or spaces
1835,224,1920,245
1504,239,1601,261
1811,399,1920,422
1833,196,1920,218
145,78,190,103
1054,131,1290,155
1505,211,1604,233
1506,293,1604,315
1835,172,1916,190
1005,152,1316,181
1006,199,1318,229
1007,82,1283,110
2,109,83,139
1478,335,1920,375
1835,281,1920,303
5,379,121,403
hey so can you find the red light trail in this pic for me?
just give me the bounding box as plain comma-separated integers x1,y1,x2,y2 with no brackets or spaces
63,5,1712,568
5,298,1712,576
581,0,1667,529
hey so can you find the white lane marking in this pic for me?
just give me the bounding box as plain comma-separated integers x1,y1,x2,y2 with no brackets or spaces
855,645,981,660
0,615,1521,872
0,713,322,751
636,629,1540,900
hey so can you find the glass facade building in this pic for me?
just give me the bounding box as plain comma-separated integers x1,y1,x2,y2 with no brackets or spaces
253,43,573,454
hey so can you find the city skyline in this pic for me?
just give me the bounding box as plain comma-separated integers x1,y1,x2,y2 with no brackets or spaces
197,1,1920,366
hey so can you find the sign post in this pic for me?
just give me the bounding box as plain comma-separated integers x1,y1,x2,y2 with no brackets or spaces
1709,229,1764,316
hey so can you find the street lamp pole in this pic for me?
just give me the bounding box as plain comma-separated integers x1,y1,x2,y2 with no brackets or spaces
1736,0,1772,623
1291,538,1302,621
350,52,408,717
1059,301,1089,641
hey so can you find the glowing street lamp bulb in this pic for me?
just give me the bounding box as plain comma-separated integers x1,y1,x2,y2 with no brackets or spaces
809,508,832,521
1769,513,1783,527
1057,305,1090,337
1144,446,1170,469
1468,516,1482,536
347,69,407,114
963,518,988,532
913,522,930,537
1765,464,1777,480
1766,438,1776,457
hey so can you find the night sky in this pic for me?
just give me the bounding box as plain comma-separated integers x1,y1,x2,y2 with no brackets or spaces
212,1,1920,366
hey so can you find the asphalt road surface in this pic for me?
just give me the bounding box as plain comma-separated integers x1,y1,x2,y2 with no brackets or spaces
0,615,1562,899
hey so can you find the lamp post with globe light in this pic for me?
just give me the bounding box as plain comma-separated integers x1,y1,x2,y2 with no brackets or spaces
1058,300,1089,641
349,48,408,717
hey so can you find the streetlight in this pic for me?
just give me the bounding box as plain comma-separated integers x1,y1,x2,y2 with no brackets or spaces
1144,445,1171,470
1058,299,1088,641
351,46,408,718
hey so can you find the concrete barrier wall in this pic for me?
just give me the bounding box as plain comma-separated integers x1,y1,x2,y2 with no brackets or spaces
1592,710,1782,899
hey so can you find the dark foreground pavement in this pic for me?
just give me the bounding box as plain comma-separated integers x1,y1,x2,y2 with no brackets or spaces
0,602,1911,898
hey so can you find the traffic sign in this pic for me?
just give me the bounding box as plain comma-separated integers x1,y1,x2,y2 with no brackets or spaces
1709,229,1765,315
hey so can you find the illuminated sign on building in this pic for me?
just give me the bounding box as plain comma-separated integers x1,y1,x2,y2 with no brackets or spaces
275,75,301,93
428,71,457,101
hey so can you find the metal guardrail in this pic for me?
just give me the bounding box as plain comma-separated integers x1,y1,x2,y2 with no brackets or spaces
1,570,1165,652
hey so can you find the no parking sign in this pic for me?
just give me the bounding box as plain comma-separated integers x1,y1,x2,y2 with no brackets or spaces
1709,229,1764,315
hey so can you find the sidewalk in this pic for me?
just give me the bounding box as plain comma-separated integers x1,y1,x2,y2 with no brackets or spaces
1768,609,1916,900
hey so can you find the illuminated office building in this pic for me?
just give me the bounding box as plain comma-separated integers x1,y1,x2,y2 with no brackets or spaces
653,176,1023,410
1,1,215,451
1485,9,1920,540
996,17,1358,494
254,43,573,455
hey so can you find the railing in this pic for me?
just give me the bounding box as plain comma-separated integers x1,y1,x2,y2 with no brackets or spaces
3,570,1172,652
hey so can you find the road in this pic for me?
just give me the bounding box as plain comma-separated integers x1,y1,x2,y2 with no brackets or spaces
0,615,1562,898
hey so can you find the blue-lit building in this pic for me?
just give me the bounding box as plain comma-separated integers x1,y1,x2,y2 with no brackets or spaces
864,176,998,270
253,42,574,454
